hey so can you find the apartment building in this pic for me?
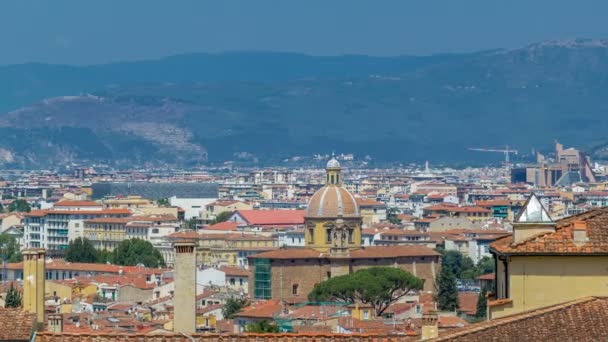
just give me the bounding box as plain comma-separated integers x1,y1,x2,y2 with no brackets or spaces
23,201,130,251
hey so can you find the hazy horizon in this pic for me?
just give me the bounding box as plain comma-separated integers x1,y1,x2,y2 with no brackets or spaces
2,0,608,65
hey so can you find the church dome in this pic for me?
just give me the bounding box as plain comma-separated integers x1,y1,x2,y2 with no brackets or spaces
306,185,359,218
326,157,341,169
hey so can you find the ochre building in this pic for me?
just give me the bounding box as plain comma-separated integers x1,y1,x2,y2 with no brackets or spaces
248,158,440,301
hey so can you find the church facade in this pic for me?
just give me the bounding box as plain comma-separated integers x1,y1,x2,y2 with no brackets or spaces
248,158,440,301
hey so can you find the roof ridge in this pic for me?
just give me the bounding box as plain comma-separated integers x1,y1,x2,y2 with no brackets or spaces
433,296,599,340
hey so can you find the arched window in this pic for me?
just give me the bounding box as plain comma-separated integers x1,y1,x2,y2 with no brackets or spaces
330,175,335,184
336,174,339,184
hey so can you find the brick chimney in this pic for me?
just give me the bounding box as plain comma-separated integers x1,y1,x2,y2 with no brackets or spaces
47,313,63,333
420,312,439,340
173,241,197,333
573,221,587,244
22,248,46,331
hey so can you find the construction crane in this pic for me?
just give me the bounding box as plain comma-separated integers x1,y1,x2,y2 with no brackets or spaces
469,145,518,175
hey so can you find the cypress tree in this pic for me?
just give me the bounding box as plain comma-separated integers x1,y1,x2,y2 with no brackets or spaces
5,283,22,308
435,266,459,311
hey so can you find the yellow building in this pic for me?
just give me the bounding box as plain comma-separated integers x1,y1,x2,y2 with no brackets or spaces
489,194,608,319
83,217,132,250
102,196,153,209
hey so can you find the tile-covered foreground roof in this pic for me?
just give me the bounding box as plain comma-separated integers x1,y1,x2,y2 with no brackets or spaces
0,308,35,341
433,296,608,341
491,207,608,255
36,333,401,341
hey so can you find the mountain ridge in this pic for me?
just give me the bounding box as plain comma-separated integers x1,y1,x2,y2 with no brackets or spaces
2,40,608,167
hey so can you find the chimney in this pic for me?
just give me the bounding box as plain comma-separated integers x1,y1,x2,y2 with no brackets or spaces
22,248,46,331
420,312,439,340
573,221,587,244
513,194,555,244
47,313,63,333
173,241,197,334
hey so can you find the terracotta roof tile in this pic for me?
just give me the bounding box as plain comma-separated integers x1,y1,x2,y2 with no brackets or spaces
0,308,35,341
491,207,608,255
434,297,608,341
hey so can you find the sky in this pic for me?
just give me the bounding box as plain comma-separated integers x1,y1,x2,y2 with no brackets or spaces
1,0,608,65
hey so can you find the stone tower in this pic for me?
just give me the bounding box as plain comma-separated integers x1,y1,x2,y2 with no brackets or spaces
22,248,46,330
173,241,197,333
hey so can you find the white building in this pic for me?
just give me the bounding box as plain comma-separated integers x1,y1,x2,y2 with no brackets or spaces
23,201,130,251
169,196,217,219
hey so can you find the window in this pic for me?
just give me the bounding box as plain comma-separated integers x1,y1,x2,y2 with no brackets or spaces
230,278,235,285
292,284,299,296
152,228,159,234
239,278,243,286
348,229,354,244
363,310,369,320
327,271,331,279
308,228,314,244
326,228,332,243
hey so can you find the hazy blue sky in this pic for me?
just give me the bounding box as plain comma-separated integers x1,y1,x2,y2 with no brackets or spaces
2,0,608,65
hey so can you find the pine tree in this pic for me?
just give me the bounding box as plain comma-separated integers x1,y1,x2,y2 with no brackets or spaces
5,283,22,308
435,266,459,311
476,286,488,319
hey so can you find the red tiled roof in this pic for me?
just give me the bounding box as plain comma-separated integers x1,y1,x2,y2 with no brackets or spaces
250,245,438,260
236,210,305,226
424,205,491,214
219,266,249,277
349,246,439,259
26,209,131,217
458,292,479,316
6,259,167,275
0,308,35,341
434,297,608,341
491,207,608,255
235,299,282,318
55,201,101,207
477,273,495,281
204,221,239,231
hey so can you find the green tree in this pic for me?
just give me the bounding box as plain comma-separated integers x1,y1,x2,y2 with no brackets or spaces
475,256,495,276
222,297,248,319
308,267,424,315
96,249,114,264
476,286,488,319
212,211,232,224
65,237,98,263
435,266,459,311
440,250,476,279
113,238,165,268
156,198,170,207
8,199,30,213
0,234,23,262
386,207,401,224
246,320,280,333
183,218,199,230
4,283,22,308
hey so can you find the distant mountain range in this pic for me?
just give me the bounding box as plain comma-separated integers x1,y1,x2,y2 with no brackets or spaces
2,39,608,167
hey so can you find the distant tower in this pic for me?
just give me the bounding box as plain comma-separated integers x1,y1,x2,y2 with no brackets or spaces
22,248,46,330
173,241,197,333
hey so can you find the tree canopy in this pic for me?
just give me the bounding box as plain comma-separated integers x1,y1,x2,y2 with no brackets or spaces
476,286,488,319
212,211,232,224
8,199,30,213
308,267,424,315
156,198,170,207
386,207,401,224
246,320,279,333
4,283,21,308
65,237,98,263
439,250,495,280
112,238,165,268
0,233,23,262
222,297,248,319
435,262,459,311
